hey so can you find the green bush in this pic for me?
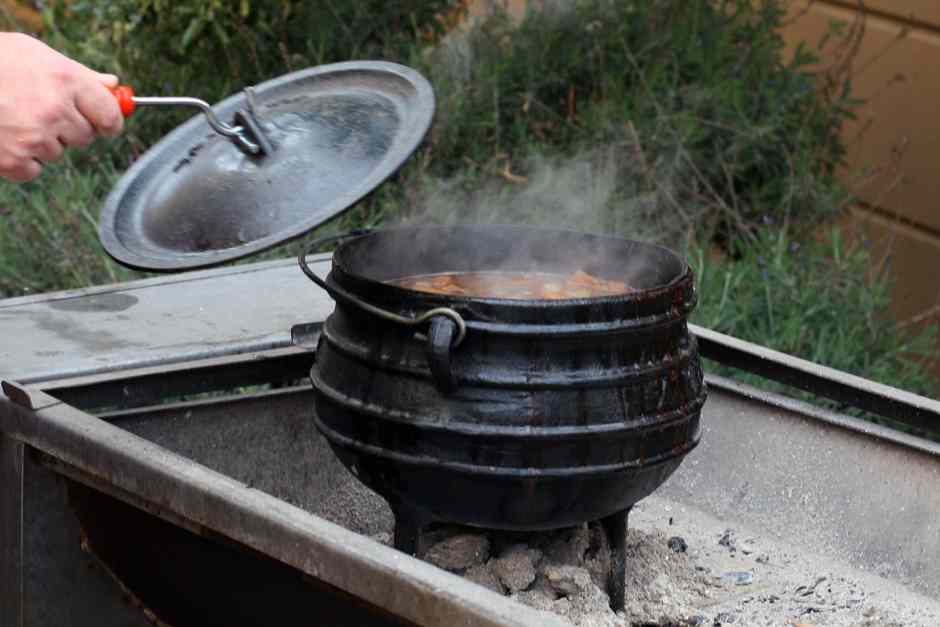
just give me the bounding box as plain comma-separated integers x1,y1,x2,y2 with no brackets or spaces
43,0,459,156
0,155,135,295
39,0,856,243
690,226,938,426
420,0,858,243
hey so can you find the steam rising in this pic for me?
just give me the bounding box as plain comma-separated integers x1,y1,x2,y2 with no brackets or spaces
408,145,680,241
376,7,709,286
382,139,701,285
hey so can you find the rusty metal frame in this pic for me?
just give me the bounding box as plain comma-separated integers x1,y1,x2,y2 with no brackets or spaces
691,323,940,435
38,346,316,413
0,433,24,627
0,381,568,627
35,321,940,435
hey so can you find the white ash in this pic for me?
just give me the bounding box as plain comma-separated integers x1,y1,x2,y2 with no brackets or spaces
466,563,505,594
312,477,940,626
621,528,715,625
414,522,711,627
410,506,940,627
423,532,491,571
629,496,940,627
491,545,538,592
370,531,392,546
313,475,392,537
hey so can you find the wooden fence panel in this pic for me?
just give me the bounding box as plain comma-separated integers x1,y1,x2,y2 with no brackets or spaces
782,1,940,381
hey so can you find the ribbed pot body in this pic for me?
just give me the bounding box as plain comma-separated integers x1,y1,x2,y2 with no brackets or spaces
311,225,706,530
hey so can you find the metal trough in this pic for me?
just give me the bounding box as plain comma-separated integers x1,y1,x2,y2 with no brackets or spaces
2,255,939,626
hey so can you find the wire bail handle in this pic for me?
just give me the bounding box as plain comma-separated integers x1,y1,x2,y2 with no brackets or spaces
298,231,466,393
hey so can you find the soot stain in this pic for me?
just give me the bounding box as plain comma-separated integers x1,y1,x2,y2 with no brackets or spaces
48,293,139,313
23,310,145,351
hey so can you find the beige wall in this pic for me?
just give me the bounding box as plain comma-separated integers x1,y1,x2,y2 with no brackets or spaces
780,1,940,380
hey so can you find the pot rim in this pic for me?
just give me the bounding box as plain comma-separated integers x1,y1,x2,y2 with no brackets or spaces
330,223,694,312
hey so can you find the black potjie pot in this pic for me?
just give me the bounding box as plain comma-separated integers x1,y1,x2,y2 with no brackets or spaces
299,224,706,611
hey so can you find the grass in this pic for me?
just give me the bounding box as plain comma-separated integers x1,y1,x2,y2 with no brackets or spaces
689,226,938,427
0,155,140,297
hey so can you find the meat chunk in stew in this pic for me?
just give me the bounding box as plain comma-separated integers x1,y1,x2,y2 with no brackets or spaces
389,271,632,299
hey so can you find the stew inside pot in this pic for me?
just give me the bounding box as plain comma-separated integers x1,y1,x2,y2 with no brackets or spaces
388,271,633,300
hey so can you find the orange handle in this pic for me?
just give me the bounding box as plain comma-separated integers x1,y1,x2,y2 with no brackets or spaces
111,85,136,118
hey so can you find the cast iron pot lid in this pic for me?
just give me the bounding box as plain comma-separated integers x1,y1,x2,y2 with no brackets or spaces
98,61,434,272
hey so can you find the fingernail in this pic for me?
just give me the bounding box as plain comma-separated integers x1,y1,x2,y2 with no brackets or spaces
97,73,120,87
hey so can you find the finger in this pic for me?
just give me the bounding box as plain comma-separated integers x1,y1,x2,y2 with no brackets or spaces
2,159,42,183
96,73,119,89
33,137,64,163
74,81,124,138
58,108,96,148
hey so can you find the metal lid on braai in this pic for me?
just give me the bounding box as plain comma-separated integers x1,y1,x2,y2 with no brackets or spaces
98,61,435,272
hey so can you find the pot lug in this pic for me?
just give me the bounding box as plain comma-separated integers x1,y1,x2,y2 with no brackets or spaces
290,322,322,351
426,316,458,394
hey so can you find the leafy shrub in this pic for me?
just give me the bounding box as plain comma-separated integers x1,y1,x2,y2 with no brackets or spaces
42,0,461,156
690,226,938,423
39,0,857,243
420,0,858,244
0,156,134,296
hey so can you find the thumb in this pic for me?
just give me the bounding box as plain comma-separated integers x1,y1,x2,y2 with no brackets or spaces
75,72,125,137
96,73,120,89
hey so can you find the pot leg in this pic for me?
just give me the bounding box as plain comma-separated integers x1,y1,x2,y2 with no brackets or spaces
393,506,427,556
600,508,628,613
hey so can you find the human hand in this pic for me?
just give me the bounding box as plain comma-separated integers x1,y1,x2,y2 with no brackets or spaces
0,32,124,182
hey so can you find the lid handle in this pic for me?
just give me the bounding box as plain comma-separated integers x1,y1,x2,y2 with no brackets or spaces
109,85,267,156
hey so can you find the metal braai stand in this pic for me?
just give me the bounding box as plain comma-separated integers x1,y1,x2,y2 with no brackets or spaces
2,259,940,626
